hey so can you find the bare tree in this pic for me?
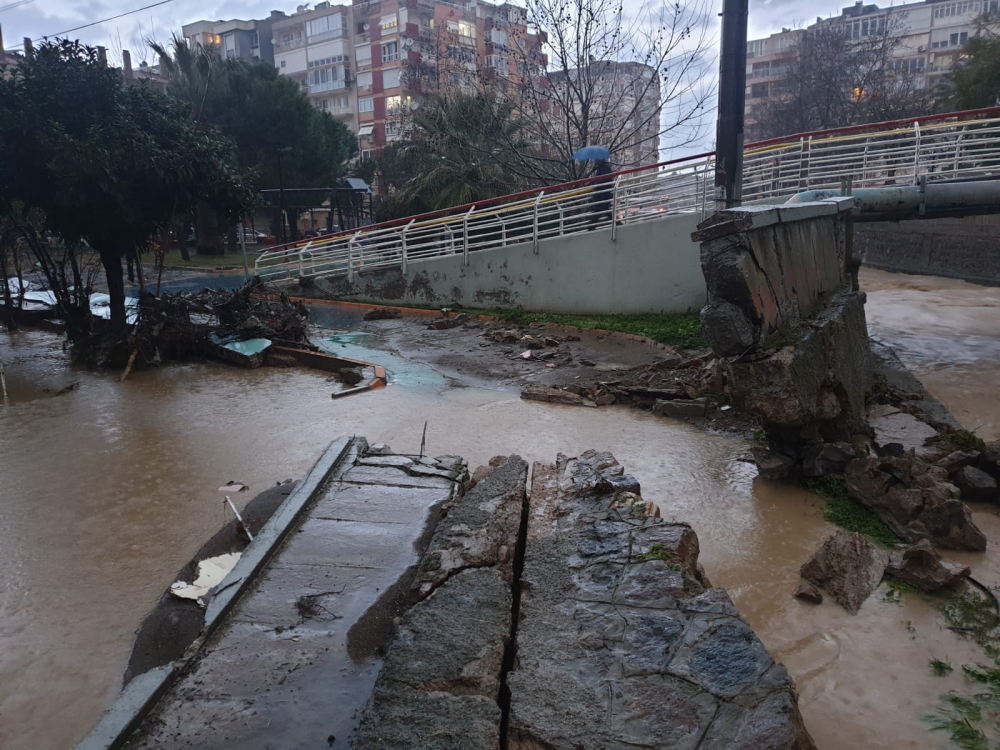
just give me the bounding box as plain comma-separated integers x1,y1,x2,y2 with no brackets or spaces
750,14,937,141
403,0,713,185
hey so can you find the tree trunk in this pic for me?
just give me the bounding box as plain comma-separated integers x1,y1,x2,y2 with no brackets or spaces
175,216,191,261
0,245,17,332
226,224,237,255
100,250,128,337
195,203,224,256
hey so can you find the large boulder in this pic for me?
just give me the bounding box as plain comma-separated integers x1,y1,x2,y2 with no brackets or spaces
886,539,970,593
800,531,889,614
845,456,986,552
953,465,999,503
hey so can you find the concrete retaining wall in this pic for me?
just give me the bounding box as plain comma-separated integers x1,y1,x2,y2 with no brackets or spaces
855,214,1000,286
298,214,707,315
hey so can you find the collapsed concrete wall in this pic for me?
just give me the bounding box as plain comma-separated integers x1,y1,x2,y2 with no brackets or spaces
291,216,707,315
856,214,1000,286
695,201,875,473
354,451,816,750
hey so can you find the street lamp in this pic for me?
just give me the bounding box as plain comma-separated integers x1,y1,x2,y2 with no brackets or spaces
277,146,293,242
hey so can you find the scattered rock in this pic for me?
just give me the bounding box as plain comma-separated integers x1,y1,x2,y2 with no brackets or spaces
652,397,708,420
543,337,560,347
594,393,616,406
486,329,520,344
792,583,823,604
367,443,394,456
427,317,463,330
878,442,906,458
754,449,796,480
936,450,979,474
982,442,1000,477
242,315,262,330
578,358,596,366
519,335,545,350
802,442,855,478
885,539,970,592
845,455,986,551
335,367,365,386
363,307,402,321
521,385,594,407
953,465,998,502
800,531,889,614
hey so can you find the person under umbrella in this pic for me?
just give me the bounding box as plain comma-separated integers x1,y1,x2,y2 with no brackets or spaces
572,146,614,230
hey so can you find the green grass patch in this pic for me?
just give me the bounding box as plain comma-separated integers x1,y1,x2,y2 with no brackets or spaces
883,577,919,605
929,430,987,454
459,308,707,349
149,248,244,270
801,475,902,547
932,659,955,676
939,588,1000,657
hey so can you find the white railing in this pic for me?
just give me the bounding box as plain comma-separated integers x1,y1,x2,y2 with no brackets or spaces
256,108,1000,281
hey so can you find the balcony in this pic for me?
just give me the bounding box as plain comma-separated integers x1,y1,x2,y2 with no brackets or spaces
310,79,349,93
355,32,371,45
307,28,348,43
274,37,305,52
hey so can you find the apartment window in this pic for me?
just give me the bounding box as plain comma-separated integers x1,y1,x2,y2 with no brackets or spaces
746,39,766,57
307,13,345,40
951,33,960,46
891,57,925,74
751,82,769,98
381,41,399,62
446,20,476,39
251,31,259,48
359,96,374,112
384,95,402,112
224,33,236,57
357,70,373,89
385,121,399,137
379,14,398,31
281,60,287,68
960,31,969,44
356,44,372,64
361,149,375,161
383,67,402,88
309,56,346,68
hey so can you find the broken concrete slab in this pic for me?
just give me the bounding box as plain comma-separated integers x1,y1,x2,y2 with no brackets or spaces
520,384,594,407
800,531,889,614
652,397,708,420
871,411,939,453
413,456,528,595
508,451,815,750
886,539,970,593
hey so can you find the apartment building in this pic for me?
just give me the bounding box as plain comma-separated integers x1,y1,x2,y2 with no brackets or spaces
744,27,805,129
181,12,285,65
745,0,1000,123
270,0,544,157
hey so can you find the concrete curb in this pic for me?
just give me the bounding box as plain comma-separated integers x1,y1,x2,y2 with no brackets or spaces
74,436,358,750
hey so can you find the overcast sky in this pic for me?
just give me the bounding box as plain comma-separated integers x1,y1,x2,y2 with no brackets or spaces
1,0,857,57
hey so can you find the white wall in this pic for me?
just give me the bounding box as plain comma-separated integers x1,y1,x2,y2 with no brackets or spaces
276,48,307,74
311,214,708,314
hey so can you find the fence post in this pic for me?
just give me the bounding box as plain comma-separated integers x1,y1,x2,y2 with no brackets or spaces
401,219,415,274
798,137,810,190
861,136,871,187
462,205,475,266
610,175,623,241
913,121,922,184
532,191,545,253
299,241,313,277
348,233,359,282
953,125,965,178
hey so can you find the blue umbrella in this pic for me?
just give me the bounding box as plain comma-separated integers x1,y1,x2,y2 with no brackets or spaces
572,145,611,161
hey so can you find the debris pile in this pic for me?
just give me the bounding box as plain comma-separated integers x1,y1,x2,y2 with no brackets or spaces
126,278,311,368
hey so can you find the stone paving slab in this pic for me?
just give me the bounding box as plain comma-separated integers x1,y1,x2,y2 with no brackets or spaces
125,449,465,750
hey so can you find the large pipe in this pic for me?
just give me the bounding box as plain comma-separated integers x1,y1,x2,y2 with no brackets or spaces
786,180,1000,221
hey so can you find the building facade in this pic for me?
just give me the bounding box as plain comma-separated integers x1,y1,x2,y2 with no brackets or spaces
270,0,545,157
181,12,285,65
745,0,1000,125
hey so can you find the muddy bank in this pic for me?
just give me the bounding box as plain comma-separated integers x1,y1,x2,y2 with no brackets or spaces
122,481,296,685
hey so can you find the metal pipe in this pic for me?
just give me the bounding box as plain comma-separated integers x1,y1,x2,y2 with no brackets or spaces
786,179,1000,221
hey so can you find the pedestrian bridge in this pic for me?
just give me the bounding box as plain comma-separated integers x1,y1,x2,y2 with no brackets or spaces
256,107,1000,313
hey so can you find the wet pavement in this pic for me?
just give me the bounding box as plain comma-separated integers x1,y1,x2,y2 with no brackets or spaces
128,446,465,750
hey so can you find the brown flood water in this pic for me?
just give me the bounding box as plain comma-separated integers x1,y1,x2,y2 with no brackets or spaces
1,267,999,750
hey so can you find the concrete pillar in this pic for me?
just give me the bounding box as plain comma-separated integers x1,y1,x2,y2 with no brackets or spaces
23,37,33,57
122,49,133,79
97,46,107,66
0,24,5,56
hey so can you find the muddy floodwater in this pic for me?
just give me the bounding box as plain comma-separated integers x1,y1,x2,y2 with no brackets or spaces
1,268,999,750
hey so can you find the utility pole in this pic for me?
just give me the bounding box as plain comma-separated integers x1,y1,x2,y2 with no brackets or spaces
714,0,749,211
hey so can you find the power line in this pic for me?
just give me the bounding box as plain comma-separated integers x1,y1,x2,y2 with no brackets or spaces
0,0,36,13
8,0,176,50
